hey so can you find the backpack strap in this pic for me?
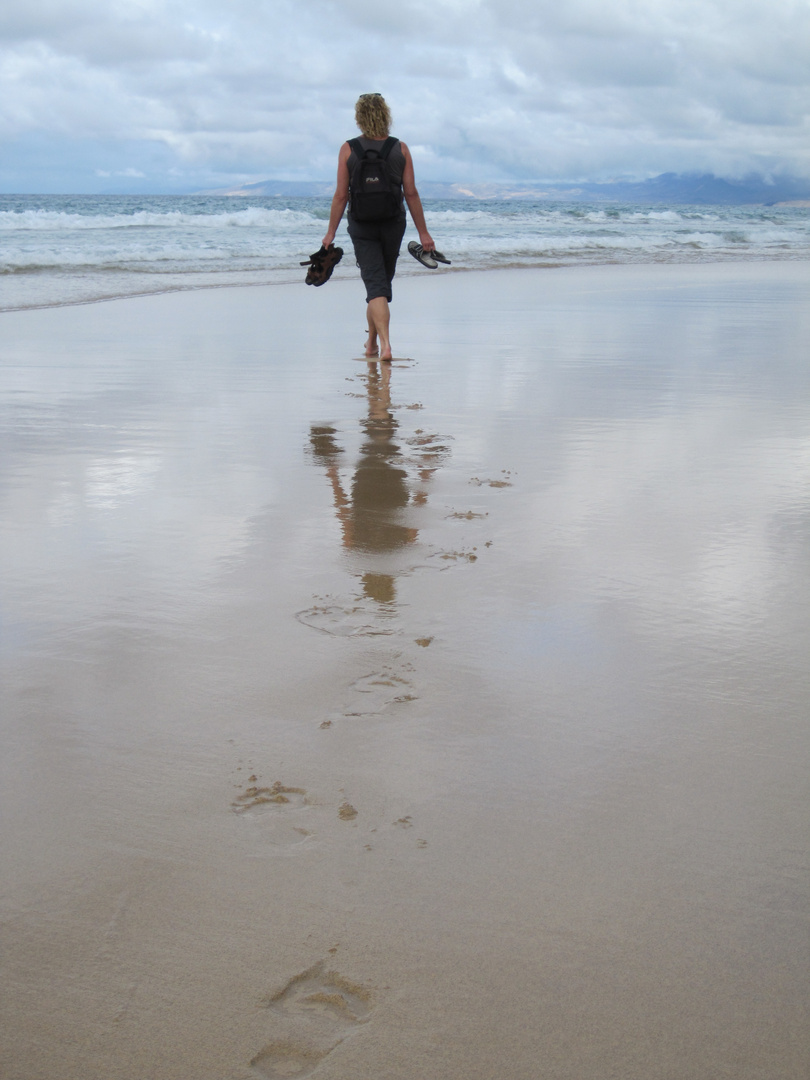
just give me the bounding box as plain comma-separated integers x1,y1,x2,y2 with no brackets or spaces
379,136,398,161
348,136,398,160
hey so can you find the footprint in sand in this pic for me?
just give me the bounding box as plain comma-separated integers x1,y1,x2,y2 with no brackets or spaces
429,548,479,564
446,510,488,520
406,430,452,467
250,1041,331,1079
265,961,372,1021
296,598,397,638
232,780,307,813
232,781,313,850
406,548,478,576
470,470,513,488
343,667,417,715
407,430,452,450
251,962,373,1079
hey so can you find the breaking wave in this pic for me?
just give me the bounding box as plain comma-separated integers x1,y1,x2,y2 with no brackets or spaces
2,193,808,311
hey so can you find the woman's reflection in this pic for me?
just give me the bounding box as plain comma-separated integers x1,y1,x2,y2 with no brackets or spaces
309,362,444,606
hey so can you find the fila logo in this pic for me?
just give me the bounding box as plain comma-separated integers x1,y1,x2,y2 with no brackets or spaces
364,177,381,184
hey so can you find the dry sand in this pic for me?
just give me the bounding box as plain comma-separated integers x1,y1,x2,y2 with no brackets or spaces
1,263,809,1080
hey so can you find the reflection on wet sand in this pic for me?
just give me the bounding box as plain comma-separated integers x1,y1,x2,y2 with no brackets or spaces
309,361,447,606
4,266,808,1080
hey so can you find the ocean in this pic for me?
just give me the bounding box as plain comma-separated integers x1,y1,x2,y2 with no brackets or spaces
2,193,809,312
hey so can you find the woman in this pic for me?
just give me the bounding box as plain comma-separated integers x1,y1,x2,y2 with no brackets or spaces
321,93,436,361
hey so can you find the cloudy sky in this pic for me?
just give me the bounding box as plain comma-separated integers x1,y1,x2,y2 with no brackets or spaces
1,0,809,193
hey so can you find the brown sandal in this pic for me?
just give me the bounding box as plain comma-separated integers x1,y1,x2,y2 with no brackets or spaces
301,244,344,286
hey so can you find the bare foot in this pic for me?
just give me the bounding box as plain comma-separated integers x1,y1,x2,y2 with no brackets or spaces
364,333,379,358
380,345,393,361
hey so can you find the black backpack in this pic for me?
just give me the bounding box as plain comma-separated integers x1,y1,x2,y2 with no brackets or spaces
348,137,402,222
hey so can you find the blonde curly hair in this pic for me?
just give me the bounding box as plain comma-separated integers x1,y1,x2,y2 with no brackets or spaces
355,93,392,140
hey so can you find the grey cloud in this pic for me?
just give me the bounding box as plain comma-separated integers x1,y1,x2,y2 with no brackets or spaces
0,2,99,41
1,0,809,190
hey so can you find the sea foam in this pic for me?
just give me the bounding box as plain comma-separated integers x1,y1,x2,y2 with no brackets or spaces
1,194,808,311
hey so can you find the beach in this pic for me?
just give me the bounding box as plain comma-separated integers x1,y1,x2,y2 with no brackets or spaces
1,262,809,1079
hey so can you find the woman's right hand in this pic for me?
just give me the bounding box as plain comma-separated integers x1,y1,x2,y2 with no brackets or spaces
419,231,435,252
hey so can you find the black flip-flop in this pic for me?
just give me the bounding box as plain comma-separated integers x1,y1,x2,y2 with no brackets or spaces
432,249,451,265
408,241,438,269
301,244,343,286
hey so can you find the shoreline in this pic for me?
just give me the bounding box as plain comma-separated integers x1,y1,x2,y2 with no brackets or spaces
3,252,810,316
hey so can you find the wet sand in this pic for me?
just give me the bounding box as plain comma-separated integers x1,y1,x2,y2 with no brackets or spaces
1,263,809,1080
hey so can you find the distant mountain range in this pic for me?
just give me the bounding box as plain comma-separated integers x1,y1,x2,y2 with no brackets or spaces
203,173,810,205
